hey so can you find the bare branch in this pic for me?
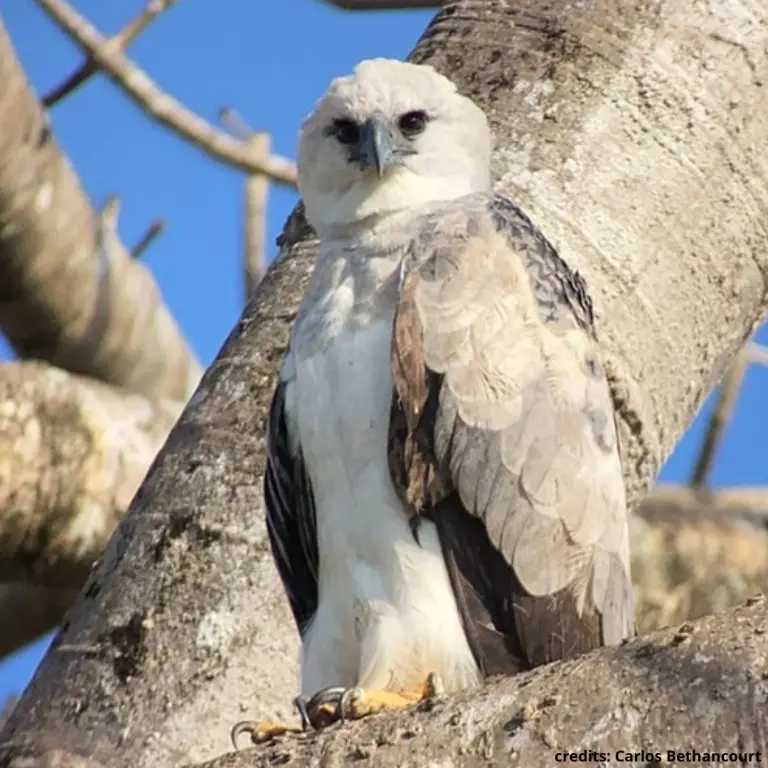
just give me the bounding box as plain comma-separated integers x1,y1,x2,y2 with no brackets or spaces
0,19,202,402
689,345,751,487
243,134,270,299
33,0,298,187
0,361,179,588
42,0,177,108
130,219,165,260
218,109,272,298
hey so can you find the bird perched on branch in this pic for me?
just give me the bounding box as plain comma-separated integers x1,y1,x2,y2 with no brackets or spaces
233,58,634,746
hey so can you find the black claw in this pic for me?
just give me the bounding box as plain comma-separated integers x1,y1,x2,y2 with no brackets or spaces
230,721,257,750
293,695,313,731
338,687,358,723
305,685,347,716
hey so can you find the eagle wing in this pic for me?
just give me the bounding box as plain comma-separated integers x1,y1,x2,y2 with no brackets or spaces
388,193,634,675
264,371,319,636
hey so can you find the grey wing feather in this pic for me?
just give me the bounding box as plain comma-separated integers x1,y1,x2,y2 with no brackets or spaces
390,192,634,668
264,374,319,636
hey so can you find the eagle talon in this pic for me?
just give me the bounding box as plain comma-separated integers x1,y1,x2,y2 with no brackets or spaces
293,695,313,731
303,685,348,729
338,686,364,722
229,719,302,749
230,721,256,750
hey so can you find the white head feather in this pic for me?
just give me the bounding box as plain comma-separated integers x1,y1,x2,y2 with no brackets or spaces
297,59,492,238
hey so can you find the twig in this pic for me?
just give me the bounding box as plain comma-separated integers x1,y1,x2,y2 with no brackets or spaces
243,134,270,298
131,219,165,259
34,0,298,188
218,108,271,298
689,344,751,487
42,0,177,108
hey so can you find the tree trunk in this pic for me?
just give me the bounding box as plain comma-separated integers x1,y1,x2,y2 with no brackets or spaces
2,0,767,765
0,20,201,402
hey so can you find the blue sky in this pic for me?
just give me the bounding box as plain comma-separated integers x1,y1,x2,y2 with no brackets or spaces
1,0,766,708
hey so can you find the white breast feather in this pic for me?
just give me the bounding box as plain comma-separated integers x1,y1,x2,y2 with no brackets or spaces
284,270,480,696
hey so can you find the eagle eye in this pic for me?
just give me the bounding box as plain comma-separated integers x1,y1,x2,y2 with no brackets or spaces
398,110,429,137
331,118,360,146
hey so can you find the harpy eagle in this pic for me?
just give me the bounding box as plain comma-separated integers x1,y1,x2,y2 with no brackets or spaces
235,58,634,743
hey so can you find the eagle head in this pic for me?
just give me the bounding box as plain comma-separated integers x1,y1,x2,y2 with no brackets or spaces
297,58,492,238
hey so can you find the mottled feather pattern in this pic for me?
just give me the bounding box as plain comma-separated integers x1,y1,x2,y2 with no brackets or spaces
388,270,445,524
389,192,634,668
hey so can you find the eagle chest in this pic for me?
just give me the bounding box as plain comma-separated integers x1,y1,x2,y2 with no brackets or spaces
288,280,402,556
284,257,482,695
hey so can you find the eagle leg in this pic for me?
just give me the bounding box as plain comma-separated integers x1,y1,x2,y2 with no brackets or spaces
304,672,444,726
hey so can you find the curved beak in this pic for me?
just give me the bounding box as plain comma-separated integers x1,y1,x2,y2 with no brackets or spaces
358,115,395,178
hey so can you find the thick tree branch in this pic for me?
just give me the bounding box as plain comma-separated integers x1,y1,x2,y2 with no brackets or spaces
2,0,768,765
190,597,768,768
33,0,298,187
0,361,178,588
0,19,202,402
42,0,177,108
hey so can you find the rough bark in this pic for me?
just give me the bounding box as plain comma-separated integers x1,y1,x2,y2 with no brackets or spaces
0,361,178,588
0,19,201,402
190,597,768,768
2,0,768,765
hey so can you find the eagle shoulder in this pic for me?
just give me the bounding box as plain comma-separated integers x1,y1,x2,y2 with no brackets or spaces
387,191,634,671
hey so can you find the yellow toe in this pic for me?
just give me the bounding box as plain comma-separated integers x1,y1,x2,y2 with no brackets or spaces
341,673,445,721
230,719,302,748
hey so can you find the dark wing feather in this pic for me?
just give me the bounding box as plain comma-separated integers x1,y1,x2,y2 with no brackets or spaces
264,377,319,636
388,192,634,675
